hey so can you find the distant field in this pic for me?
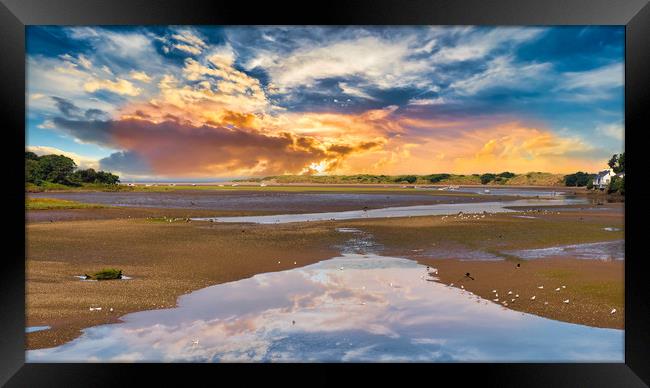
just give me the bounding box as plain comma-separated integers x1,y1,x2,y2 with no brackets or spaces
237,172,565,186
26,197,106,210
25,172,566,193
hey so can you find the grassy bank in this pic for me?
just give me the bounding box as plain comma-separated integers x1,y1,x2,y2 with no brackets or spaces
237,172,565,186
27,182,129,193
26,197,106,210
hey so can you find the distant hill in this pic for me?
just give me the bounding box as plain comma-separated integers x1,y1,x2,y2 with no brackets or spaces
237,172,566,186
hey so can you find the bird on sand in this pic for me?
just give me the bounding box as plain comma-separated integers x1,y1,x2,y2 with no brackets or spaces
531,296,536,300
465,272,474,280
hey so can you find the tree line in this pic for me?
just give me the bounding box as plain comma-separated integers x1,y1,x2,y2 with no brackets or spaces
26,152,120,186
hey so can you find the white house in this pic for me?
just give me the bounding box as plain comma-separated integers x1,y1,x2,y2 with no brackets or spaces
593,169,615,189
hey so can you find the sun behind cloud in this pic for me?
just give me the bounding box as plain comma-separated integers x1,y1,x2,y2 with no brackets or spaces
26,26,624,179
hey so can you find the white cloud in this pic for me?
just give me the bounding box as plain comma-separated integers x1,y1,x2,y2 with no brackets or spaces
246,35,432,91
450,56,551,95
84,78,141,96
408,97,446,105
130,70,152,83
432,27,544,63
596,122,624,141
338,82,376,100
560,63,623,90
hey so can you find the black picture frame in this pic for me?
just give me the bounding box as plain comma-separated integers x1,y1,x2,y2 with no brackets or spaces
2,0,648,386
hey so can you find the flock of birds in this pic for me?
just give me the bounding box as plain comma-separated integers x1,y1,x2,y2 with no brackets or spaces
423,266,618,315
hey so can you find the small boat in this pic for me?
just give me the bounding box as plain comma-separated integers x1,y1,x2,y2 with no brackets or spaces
484,189,491,193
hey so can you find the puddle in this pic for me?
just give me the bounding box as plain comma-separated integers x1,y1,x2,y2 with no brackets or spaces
28,253,622,362
603,227,622,232
74,275,132,281
26,326,51,333
334,228,383,255
193,198,586,224
402,244,503,261
504,240,624,261
431,187,572,198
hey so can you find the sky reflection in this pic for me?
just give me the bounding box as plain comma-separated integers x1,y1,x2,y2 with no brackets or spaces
28,253,623,363
193,198,588,224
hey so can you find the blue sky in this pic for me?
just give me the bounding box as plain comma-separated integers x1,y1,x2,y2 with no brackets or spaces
26,26,624,179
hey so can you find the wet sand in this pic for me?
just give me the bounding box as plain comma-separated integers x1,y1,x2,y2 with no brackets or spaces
27,190,518,213
26,217,347,349
26,197,623,349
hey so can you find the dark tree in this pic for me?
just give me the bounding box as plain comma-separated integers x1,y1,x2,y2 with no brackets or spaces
614,152,624,173
70,168,98,183
25,151,40,161
26,158,43,183
36,155,77,184
607,154,618,170
480,173,496,184
395,175,417,184
564,172,594,187
427,173,450,183
497,172,516,178
95,171,120,184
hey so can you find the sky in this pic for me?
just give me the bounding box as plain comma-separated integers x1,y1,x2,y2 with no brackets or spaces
26,26,624,180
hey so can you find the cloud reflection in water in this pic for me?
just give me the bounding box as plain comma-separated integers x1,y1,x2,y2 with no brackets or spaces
28,254,623,362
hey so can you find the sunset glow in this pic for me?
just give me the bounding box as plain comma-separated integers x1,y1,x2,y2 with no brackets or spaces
26,26,624,179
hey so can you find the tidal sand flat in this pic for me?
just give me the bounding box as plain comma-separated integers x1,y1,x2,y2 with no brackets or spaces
27,253,623,362
25,189,624,353
192,198,587,224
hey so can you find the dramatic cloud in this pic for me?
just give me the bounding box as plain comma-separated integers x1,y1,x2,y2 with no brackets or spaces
53,117,386,177
26,26,625,178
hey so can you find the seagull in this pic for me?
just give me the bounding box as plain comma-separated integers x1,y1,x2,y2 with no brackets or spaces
544,302,548,305
507,291,512,295
537,285,544,289
516,263,521,268
515,294,519,298
294,261,297,265
563,299,570,304
562,285,566,289
492,289,497,293
465,272,474,280
191,339,199,346
292,320,296,325
611,308,617,314
531,296,536,300
493,298,499,302
555,287,561,291
278,261,281,264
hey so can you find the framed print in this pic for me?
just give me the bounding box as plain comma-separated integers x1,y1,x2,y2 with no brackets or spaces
1,0,649,386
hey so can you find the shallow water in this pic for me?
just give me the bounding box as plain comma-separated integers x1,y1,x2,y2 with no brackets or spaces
428,187,573,198
28,191,473,212
26,326,51,333
28,252,622,362
505,240,624,261
193,198,587,224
